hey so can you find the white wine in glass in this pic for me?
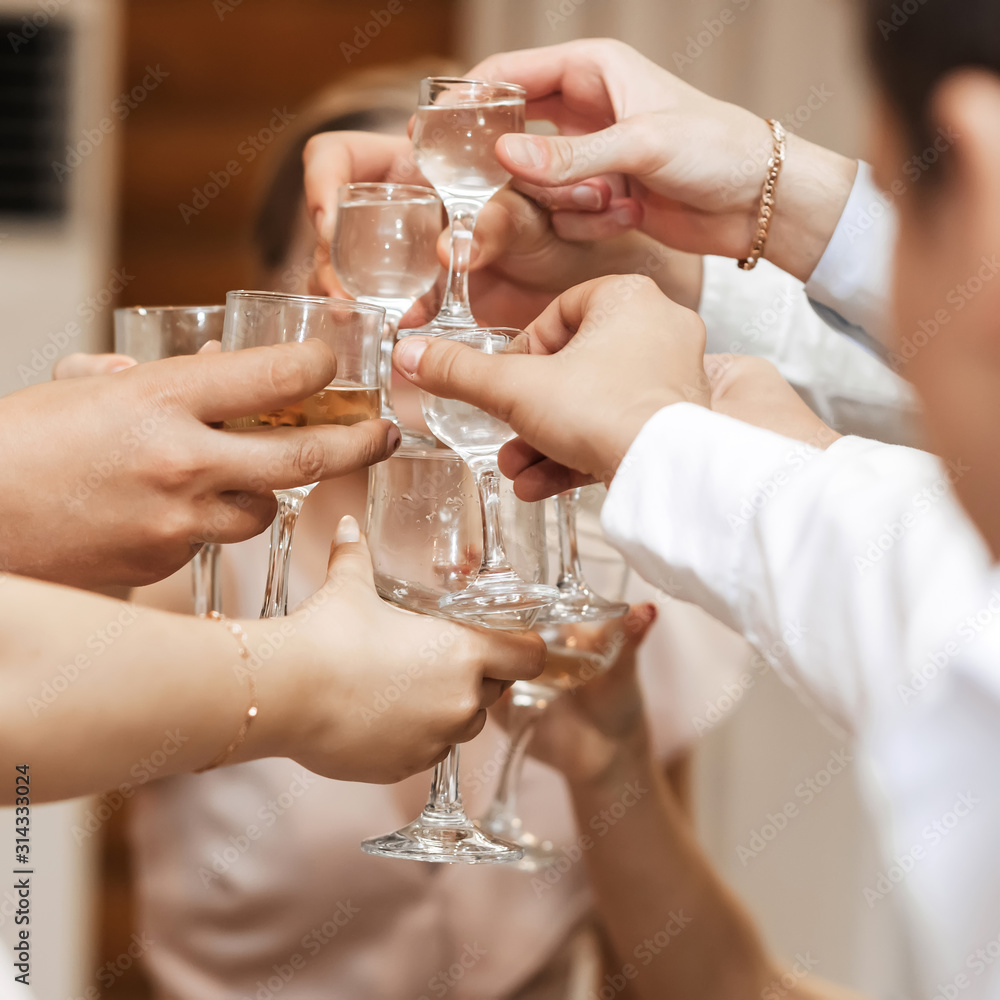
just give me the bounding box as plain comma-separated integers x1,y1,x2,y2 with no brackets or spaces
331,183,442,437
410,77,525,332
114,304,226,618
420,327,557,617
221,291,384,619
412,101,524,204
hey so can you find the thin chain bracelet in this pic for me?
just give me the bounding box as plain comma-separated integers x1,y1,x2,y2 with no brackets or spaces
195,611,258,773
738,118,787,271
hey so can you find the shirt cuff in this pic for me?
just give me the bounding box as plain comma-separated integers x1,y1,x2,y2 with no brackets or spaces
805,162,896,351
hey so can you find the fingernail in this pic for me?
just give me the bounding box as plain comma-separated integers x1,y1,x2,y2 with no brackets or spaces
469,239,481,264
387,425,402,452
336,514,360,544
396,337,428,377
571,185,603,210
614,205,635,227
110,363,134,373
503,134,546,170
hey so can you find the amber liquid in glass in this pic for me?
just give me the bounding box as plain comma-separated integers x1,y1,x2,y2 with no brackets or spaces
231,381,380,429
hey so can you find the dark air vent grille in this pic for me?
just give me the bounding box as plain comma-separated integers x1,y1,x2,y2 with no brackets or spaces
0,18,69,218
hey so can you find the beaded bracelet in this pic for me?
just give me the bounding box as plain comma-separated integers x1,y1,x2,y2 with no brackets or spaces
738,118,787,271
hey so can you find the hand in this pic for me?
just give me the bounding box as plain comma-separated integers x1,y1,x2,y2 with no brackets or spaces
469,39,857,283
432,187,704,331
0,340,400,588
53,353,138,378
705,353,841,448
302,130,431,299
504,604,657,788
393,274,709,500
250,516,546,783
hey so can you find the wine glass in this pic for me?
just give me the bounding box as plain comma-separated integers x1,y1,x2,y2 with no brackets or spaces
409,76,525,333
114,304,226,617
419,327,558,616
221,291,384,618
330,182,443,435
361,443,548,863
479,487,630,870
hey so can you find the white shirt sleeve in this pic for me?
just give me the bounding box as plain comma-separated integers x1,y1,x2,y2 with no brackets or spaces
804,162,897,357
601,403,992,733
601,404,1000,993
698,253,917,444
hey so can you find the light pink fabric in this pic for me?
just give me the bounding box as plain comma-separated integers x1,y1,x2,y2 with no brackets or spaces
131,479,744,999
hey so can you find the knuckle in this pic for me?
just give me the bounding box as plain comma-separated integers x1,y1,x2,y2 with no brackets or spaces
262,345,312,401
289,435,328,483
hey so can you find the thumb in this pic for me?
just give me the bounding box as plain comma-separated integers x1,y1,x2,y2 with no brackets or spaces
325,515,376,591
497,120,650,189
392,335,523,423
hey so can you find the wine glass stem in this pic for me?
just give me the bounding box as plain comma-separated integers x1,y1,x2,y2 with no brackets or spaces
475,465,515,576
556,489,586,590
492,702,542,824
423,745,464,821
260,494,304,619
191,542,221,617
379,313,403,424
437,203,479,326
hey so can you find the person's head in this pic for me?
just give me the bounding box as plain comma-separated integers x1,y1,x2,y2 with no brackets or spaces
866,0,1000,552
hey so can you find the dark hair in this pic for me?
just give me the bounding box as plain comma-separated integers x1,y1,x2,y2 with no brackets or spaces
867,0,1000,157
252,108,408,270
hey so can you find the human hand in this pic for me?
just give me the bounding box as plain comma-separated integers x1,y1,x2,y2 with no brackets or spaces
394,274,709,500
503,604,657,788
53,353,138,378
302,130,433,299
705,353,840,448
249,516,546,783
0,340,399,588
469,39,857,283
424,186,703,331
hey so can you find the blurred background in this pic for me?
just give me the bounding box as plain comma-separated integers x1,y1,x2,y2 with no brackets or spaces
0,1,887,998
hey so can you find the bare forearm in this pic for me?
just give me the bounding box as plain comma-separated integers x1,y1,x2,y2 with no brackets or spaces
569,741,863,1000
767,135,857,284
0,576,286,802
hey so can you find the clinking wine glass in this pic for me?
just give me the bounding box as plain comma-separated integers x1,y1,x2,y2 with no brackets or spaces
479,487,630,870
419,327,558,616
221,291,384,618
409,76,525,333
330,182,442,437
114,304,226,617
361,444,549,863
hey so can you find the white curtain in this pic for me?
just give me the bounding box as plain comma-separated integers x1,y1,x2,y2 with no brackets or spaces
458,0,871,157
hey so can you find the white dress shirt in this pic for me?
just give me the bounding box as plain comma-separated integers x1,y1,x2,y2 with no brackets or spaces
602,402,1000,995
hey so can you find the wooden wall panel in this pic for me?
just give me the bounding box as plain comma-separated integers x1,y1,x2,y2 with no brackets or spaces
117,0,456,307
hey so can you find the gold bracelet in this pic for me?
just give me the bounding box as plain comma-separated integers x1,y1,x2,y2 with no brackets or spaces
737,119,787,271
195,611,258,773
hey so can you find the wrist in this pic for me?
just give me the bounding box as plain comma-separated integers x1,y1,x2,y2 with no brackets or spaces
566,726,657,796
233,616,319,763
765,135,857,283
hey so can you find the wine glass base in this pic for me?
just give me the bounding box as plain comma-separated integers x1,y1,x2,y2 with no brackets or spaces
535,585,629,625
404,315,479,336
440,580,559,617
361,815,524,864
476,815,559,873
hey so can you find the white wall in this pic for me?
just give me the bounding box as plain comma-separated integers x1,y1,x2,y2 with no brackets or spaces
0,2,121,997
0,0,122,399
